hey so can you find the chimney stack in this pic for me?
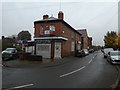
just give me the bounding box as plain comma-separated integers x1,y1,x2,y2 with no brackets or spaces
58,11,64,20
43,15,49,19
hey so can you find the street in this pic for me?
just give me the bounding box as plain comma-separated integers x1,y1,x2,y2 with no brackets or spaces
2,50,120,89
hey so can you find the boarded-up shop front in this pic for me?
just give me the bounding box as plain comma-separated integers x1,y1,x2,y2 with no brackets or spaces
36,44,51,58
34,36,68,59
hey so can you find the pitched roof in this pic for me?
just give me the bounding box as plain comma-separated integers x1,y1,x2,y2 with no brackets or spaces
34,17,82,36
34,16,60,23
77,29,88,37
40,16,58,21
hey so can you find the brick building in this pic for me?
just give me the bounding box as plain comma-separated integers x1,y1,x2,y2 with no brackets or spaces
88,37,92,49
77,29,92,49
34,11,82,59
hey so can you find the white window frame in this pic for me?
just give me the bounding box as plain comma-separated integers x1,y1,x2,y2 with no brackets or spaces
50,25,55,32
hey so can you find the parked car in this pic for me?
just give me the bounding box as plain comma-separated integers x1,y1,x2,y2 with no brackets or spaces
83,49,89,55
107,50,120,64
102,48,113,58
75,50,85,57
2,48,19,61
89,49,95,53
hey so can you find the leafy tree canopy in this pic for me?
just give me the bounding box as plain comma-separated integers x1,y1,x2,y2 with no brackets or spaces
18,30,31,40
104,31,120,49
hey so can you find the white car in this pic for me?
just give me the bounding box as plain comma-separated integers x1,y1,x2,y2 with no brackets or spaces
102,48,113,58
83,49,89,55
107,51,120,64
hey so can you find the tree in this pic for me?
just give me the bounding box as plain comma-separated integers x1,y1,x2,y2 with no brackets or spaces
115,32,120,49
104,31,120,50
18,30,31,40
104,31,117,48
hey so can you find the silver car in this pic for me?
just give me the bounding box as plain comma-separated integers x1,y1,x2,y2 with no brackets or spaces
107,51,120,64
2,48,18,60
102,48,113,58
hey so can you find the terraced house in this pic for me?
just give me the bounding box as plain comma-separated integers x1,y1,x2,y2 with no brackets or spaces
34,11,82,59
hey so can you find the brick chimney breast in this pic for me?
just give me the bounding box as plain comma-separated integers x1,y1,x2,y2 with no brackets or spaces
58,11,64,20
43,14,49,19
46,15,49,19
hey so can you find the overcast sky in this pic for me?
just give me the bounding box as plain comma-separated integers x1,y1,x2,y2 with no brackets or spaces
1,0,119,46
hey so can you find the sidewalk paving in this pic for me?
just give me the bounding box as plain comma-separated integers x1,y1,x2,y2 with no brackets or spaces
2,56,78,68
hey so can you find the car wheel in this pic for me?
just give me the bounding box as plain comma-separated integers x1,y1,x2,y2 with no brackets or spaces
104,55,107,58
110,59,114,64
107,59,109,62
2,57,5,61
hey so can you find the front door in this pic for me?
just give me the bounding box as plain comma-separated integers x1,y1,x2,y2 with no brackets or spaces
54,42,61,58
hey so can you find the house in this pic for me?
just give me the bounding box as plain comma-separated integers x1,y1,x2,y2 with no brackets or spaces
25,41,35,54
88,37,92,49
2,36,17,51
34,11,82,59
77,29,92,49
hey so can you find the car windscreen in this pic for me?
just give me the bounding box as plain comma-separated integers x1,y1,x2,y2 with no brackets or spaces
104,48,113,54
5,48,14,52
110,52,120,56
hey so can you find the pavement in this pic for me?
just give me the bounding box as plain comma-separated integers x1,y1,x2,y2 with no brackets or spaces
2,56,80,68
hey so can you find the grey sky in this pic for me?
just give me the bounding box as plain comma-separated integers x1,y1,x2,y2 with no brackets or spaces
1,0,118,46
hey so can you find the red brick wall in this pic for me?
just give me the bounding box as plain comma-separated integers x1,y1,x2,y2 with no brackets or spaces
81,32,89,49
34,23,40,37
34,22,62,37
61,23,81,57
88,37,92,49
34,21,81,58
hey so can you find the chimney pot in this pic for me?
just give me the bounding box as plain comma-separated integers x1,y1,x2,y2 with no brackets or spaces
58,11,64,19
43,14,49,19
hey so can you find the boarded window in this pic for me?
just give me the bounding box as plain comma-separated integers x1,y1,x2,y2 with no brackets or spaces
71,41,75,51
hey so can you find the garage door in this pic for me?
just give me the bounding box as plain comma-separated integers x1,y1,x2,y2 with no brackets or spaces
36,44,51,58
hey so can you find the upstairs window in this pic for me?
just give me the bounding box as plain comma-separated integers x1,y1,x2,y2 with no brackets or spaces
71,32,75,39
50,25,55,32
40,25,44,35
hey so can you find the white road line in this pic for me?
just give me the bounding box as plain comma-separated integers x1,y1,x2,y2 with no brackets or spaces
88,59,93,64
88,54,96,64
60,66,86,78
4,84,34,90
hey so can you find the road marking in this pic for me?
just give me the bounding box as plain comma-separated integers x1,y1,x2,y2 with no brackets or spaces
60,66,86,78
88,54,97,64
88,59,93,64
4,84,34,90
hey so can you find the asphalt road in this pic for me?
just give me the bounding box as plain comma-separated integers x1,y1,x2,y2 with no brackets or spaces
2,51,120,89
